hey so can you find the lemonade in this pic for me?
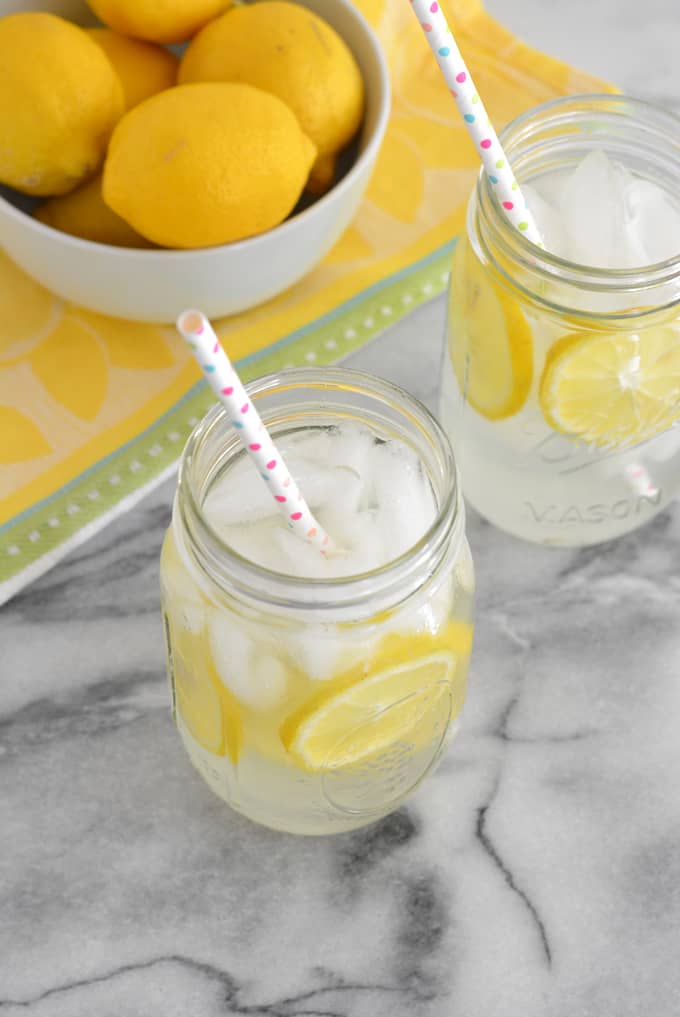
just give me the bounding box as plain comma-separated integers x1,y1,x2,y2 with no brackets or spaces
441,96,680,546
161,369,474,834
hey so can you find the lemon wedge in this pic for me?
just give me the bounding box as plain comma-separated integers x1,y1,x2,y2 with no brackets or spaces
539,326,680,448
168,626,242,763
448,237,533,419
173,650,224,755
281,626,472,772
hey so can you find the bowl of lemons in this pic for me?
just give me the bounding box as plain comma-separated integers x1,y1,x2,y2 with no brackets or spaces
0,0,389,322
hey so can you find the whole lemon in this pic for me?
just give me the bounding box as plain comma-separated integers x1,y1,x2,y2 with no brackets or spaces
179,1,364,193
35,173,153,248
86,0,231,45
86,29,178,111
0,13,124,196
102,83,317,248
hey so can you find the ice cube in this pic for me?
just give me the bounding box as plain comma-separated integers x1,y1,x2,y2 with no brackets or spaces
368,441,437,559
521,182,569,259
315,507,387,576
273,526,329,578
282,427,333,463
287,423,375,475
288,631,345,681
208,608,252,699
606,160,649,269
216,518,290,572
250,655,289,710
283,426,374,516
526,172,566,206
204,455,277,529
326,424,376,489
208,609,287,710
289,463,363,514
284,625,376,681
206,447,362,536
205,424,435,580
623,178,680,264
537,152,680,270
560,149,626,268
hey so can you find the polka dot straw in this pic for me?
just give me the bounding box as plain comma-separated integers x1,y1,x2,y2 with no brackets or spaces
177,310,333,554
409,0,543,247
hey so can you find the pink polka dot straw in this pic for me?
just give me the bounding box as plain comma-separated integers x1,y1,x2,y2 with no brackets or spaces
410,0,543,247
177,310,333,554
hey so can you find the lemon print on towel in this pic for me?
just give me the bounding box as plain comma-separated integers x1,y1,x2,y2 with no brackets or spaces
0,253,182,472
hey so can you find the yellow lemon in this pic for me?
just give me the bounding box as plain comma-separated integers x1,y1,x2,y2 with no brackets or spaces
85,0,231,45
448,236,533,419
179,1,364,194
102,82,316,248
173,651,224,755
539,326,680,449
34,173,153,248
172,639,242,763
161,535,242,762
86,28,178,110
281,625,472,771
0,13,124,196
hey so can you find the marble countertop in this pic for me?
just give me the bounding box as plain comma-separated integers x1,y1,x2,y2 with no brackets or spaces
2,2,680,1014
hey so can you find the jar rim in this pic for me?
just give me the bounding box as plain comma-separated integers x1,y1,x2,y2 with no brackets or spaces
475,93,680,307
176,366,462,616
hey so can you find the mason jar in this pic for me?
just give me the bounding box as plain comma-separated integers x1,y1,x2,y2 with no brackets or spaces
160,367,475,835
440,95,680,546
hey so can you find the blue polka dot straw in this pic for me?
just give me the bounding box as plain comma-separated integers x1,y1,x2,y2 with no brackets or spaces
410,0,543,247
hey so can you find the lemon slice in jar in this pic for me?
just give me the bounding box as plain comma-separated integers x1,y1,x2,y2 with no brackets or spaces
539,326,680,448
448,237,533,419
280,626,472,772
171,640,242,763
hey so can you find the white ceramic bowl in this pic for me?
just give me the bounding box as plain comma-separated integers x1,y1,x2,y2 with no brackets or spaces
0,0,390,322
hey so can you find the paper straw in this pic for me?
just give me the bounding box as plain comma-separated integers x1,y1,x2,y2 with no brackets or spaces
177,310,332,554
410,0,543,247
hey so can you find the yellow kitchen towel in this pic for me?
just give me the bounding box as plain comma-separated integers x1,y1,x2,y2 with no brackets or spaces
0,0,610,602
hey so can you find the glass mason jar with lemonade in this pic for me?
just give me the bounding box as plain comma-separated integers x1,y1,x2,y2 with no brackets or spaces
441,95,680,546
161,368,474,835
